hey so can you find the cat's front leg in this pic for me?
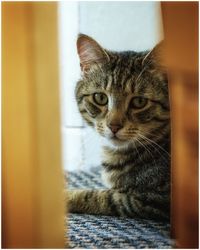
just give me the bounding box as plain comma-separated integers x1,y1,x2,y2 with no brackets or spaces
66,189,139,217
66,189,169,220
66,189,118,216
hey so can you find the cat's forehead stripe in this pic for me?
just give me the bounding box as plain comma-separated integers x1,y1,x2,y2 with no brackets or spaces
105,74,113,91
107,58,133,91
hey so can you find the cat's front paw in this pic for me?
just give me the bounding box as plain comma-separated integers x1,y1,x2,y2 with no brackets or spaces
66,189,83,213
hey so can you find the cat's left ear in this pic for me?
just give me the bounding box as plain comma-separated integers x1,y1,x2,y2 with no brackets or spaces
142,41,165,68
77,34,110,73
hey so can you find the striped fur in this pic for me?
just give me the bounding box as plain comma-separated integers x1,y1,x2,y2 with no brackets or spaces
67,34,170,221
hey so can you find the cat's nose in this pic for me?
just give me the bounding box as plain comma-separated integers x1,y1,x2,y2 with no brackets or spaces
108,123,123,134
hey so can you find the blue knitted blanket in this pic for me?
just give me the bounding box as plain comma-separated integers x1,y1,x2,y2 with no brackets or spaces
66,167,173,248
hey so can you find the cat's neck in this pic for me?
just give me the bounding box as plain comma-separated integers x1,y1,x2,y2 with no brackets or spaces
101,136,170,169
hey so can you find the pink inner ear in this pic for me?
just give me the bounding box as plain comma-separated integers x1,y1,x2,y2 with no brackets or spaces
78,41,99,64
77,35,109,71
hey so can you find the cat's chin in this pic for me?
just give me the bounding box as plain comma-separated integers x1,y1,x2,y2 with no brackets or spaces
100,135,131,149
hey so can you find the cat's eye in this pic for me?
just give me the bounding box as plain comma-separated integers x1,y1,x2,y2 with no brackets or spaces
130,97,148,109
93,93,108,106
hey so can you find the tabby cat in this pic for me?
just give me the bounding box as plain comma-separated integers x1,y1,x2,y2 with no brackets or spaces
67,34,170,221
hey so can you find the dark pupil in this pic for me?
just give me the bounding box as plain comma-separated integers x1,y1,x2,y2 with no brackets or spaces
138,98,143,104
100,94,104,101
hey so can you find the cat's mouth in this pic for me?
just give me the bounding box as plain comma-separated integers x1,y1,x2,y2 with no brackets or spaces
109,134,127,142
108,132,137,146
111,135,120,141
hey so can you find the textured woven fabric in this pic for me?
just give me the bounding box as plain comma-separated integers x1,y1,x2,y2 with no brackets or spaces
66,167,174,248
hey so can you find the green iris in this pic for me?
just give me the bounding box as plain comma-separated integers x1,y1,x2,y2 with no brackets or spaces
93,93,108,106
130,97,148,109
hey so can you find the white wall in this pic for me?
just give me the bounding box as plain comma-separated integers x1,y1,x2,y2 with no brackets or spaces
58,1,163,171
79,2,163,51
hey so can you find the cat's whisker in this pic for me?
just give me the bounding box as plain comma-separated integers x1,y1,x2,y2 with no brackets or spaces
142,139,169,167
137,131,168,150
138,133,170,157
137,134,169,165
132,140,144,166
134,137,157,168
138,134,166,154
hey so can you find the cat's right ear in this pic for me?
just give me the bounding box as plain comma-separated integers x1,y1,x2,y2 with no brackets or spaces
77,34,110,73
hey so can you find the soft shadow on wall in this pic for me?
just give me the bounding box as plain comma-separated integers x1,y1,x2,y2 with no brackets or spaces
58,1,163,171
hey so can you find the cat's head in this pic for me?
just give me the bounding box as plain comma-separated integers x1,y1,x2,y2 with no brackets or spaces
75,34,170,148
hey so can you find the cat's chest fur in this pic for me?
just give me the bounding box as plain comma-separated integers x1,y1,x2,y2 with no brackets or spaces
101,168,113,188
100,145,170,192
100,146,139,190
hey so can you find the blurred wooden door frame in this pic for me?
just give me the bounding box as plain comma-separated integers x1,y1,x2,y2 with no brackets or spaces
2,2,65,248
161,2,198,248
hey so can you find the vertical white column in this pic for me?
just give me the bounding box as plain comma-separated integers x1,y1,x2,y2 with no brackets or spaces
58,2,84,171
